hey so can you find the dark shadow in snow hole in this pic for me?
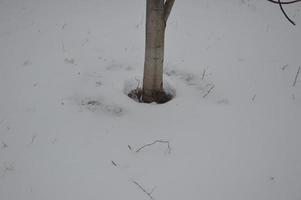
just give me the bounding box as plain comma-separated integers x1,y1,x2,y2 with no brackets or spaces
128,88,174,104
125,79,175,104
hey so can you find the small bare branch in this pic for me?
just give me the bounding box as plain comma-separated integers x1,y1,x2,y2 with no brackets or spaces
202,69,206,80
30,135,37,145
203,85,215,98
111,160,117,166
164,0,175,24
132,180,155,200
135,140,171,154
293,66,300,87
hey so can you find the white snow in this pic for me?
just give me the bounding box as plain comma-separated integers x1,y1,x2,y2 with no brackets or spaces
1,0,301,199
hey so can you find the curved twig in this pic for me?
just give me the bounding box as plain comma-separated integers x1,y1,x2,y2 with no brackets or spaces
266,0,301,4
278,0,296,25
266,0,300,25
135,140,171,153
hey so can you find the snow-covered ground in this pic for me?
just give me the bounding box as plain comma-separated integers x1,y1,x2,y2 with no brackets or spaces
1,0,301,199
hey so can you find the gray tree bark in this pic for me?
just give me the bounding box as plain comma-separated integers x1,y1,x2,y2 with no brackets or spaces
142,0,175,103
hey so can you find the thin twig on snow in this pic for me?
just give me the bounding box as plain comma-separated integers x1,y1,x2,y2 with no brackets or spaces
111,160,117,166
135,140,171,154
202,69,206,80
203,85,215,98
293,66,300,87
132,180,155,200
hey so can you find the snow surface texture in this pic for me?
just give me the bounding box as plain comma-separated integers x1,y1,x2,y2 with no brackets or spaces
1,0,301,199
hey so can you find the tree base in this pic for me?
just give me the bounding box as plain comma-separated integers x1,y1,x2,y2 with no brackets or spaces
128,88,173,104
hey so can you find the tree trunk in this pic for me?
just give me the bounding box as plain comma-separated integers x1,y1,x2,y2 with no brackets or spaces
142,0,175,103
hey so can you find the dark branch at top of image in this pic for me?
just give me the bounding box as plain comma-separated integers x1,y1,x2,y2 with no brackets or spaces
266,0,301,5
266,0,301,25
278,0,296,25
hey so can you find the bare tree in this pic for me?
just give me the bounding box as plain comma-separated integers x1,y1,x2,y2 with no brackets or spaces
142,0,175,103
138,0,300,103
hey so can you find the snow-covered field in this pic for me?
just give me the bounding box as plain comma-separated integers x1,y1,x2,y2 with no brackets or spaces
1,0,301,199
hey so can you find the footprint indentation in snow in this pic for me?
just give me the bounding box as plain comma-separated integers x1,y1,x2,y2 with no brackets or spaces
72,96,124,116
106,64,124,71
